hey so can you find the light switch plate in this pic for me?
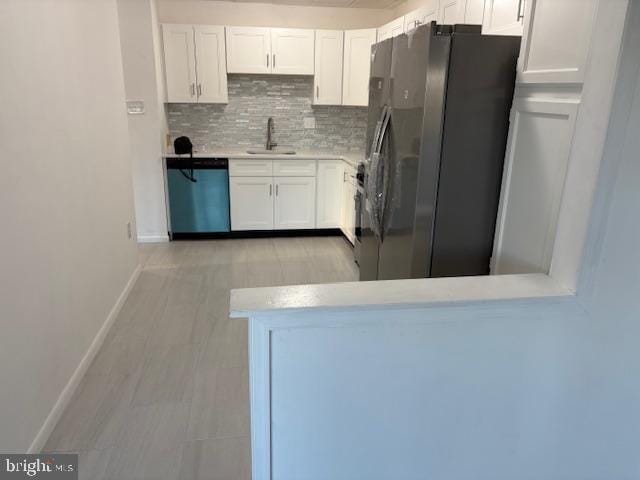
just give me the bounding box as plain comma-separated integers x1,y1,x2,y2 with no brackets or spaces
126,100,145,115
303,117,316,129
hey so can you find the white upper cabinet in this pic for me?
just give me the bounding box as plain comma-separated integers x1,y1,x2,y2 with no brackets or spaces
342,29,376,107
462,0,486,24
271,28,315,75
314,30,344,105
162,24,227,103
162,24,198,103
226,27,314,75
482,0,524,35
517,0,598,84
404,0,438,31
438,0,462,24
194,26,228,103
377,16,405,41
226,26,271,74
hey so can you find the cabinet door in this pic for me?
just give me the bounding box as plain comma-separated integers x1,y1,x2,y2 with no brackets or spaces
517,0,597,84
226,27,271,74
404,1,438,31
342,29,376,107
493,98,578,274
229,177,274,231
377,17,404,41
482,0,524,36
341,167,356,242
346,180,357,243
316,161,344,228
229,159,273,177
274,177,316,230
271,28,315,75
438,0,462,24
162,24,197,103
194,26,228,103
314,30,344,105
463,0,486,24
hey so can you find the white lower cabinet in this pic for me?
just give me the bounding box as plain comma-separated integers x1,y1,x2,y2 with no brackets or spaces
229,159,316,231
274,177,316,230
316,160,344,228
341,166,357,243
229,176,274,231
229,159,357,234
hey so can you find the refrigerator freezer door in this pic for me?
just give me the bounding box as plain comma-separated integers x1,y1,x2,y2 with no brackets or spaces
429,33,520,277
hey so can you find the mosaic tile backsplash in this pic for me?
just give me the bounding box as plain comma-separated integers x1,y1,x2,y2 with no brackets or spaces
166,74,368,153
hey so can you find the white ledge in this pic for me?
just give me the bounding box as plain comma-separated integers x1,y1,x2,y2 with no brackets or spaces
229,273,573,318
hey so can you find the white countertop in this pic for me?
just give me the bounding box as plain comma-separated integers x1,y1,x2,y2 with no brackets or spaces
163,151,364,168
229,273,573,318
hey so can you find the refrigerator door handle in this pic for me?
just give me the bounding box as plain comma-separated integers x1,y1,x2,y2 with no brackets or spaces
367,107,392,240
377,108,392,240
376,107,391,155
369,105,388,161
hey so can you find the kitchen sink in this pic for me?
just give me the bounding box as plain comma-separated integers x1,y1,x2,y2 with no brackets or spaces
246,148,296,155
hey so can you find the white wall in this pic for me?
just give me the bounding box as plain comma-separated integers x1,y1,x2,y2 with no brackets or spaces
118,0,169,242
0,0,139,452
157,0,395,29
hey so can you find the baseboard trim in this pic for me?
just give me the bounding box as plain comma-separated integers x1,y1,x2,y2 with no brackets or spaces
27,263,142,453
170,229,342,240
138,235,169,243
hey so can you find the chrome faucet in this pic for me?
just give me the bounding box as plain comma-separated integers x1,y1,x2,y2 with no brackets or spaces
266,117,277,151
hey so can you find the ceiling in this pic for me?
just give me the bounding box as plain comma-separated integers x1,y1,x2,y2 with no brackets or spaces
205,0,401,8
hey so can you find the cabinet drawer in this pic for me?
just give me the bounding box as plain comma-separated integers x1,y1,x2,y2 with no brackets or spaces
229,159,273,176
273,159,316,176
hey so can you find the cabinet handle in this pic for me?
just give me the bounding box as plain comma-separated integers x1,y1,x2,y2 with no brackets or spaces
316,85,319,98
190,83,195,97
269,184,272,196
266,54,269,67
276,184,279,196
197,84,202,96
517,0,525,21
273,54,276,69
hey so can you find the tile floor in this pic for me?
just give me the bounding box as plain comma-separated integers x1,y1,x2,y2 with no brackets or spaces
43,236,358,479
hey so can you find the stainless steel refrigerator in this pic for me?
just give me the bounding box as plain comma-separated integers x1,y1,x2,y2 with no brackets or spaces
358,23,521,281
